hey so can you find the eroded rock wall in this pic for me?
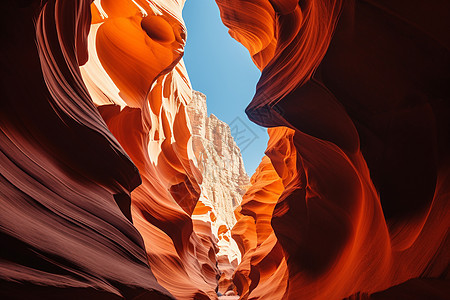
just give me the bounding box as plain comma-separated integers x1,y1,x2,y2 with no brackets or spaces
1,0,448,299
187,91,249,228
187,90,249,294
81,1,224,299
220,0,450,299
0,1,173,299
231,154,288,299
0,1,248,299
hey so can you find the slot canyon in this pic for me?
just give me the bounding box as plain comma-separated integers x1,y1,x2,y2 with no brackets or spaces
0,0,449,299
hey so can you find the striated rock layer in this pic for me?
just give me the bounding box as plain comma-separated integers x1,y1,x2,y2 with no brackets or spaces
187,90,248,294
187,91,249,228
81,1,225,299
1,1,248,299
2,0,449,299
1,0,243,299
220,0,450,299
0,0,172,299
231,154,288,299
83,1,249,299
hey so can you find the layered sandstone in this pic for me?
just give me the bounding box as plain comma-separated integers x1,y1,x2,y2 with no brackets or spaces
219,0,450,299
81,1,222,298
1,0,449,300
231,154,288,300
0,1,246,299
187,90,249,295
0,1,172,299
0,0,223,299
187,90,250,228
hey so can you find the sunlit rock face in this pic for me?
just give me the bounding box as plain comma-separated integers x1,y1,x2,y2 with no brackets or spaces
1,1,244,299
81,1,226,299
187,91,250,228
0,0,230,299
219,0,450,299
187,90,248,295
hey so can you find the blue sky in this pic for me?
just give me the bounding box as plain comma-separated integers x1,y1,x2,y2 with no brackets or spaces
182,0,268,175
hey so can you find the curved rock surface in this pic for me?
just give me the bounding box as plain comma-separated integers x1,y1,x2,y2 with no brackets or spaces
220,0,450,299
1,1,247,299
82,1,223,299
0,0,173,299
1,0,236,299
231,154,288,299
84,2,249,298
1,0,449,299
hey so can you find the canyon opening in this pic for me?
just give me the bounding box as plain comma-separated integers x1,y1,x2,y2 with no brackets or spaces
0,1,449,300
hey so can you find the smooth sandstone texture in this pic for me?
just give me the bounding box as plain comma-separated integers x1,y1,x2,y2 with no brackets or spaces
219,0,450,299
2,0,247,299
0,0,172,299
84,1,250,299
82,1,225,299
231,154,288,300
1,0,449,299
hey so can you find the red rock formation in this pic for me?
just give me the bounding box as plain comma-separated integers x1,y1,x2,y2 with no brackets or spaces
82,1,224,299
187,91,248,295
231,154,288,300
2,0,449,299
0,0,172,299
1,0,230,299
220,0,450,299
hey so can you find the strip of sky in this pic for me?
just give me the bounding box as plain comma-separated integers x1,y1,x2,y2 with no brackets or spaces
183,0,268,175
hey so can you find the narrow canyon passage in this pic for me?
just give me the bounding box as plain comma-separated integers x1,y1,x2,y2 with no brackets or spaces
0,0,449,300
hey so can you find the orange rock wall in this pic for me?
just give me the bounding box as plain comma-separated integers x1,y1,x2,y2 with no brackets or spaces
0,0,173,299
222,0,450,299
231,153,288,299
81,1,223,299
1,0,448,299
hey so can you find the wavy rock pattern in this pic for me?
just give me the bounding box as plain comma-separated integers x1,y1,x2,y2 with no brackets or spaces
231,154,288,299
82,1,225,299
2,0,247,298
220,0,450,299
0,0,172,299
1,0,449,299
1,0,232,299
